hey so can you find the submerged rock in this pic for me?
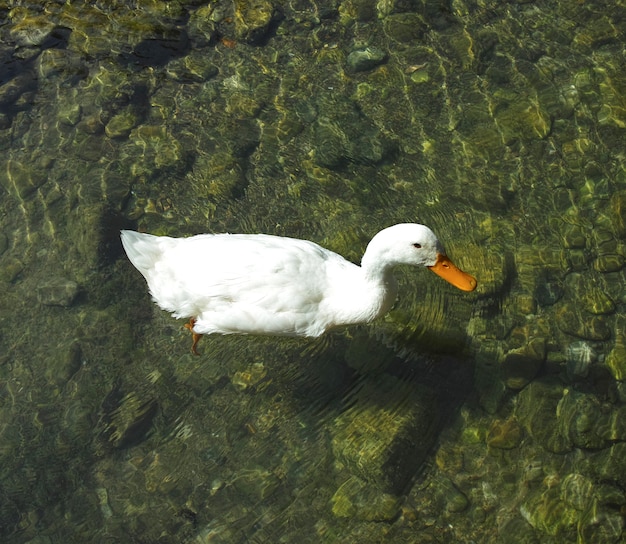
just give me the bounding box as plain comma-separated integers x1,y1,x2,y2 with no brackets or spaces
517,380,616,453
331,376,440,494
1,158,47,199
555,302,611,341
501,338,546,390
487,417,523,449
36,277,80,307
233,0,282,44
331,475,401,521
611,190,626,239
105,109,138,139
565,341,597,379
9,17,56,47
605,336,626,381
516,379,571,453
346,46,387,72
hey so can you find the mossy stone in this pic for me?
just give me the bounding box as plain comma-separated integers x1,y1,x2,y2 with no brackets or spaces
502,338,546,390
610,190,626,238
331,476,401,521
347,46,387,72
383,14,426,43
0,257,23,282
1,159,46,199
234,0,280,44
331,376,440,493
105,110,138,139
606,339,626,381
487,418,523,449
594,254,624,272
58,103,82,126
9,16,56,47
232,467,280,502
36,277,80,307
555,303,611,341
521,487,579,537
516,379,572,453
562,224,586,248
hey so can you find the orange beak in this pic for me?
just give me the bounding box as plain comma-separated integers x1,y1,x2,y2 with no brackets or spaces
428,253,477,292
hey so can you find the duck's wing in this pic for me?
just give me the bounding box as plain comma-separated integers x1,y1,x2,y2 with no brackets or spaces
145,234,342,336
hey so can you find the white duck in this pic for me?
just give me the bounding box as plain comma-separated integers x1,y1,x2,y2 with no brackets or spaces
121,224,477,354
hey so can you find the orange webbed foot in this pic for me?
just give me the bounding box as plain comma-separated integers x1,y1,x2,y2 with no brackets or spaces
184,318,202,356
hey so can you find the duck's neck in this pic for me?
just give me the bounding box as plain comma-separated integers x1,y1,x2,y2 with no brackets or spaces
358,253,398,320
360,244,395,283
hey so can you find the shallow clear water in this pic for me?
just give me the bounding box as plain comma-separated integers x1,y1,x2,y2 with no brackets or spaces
1,1,626,542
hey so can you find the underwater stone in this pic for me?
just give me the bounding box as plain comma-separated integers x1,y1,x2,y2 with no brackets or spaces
520,486,579,538
66,203,116,272
58,103,82,127
565,341,597,379
598,405,626,442
593,227,617,253
382,14,427,43
562,224,586,248
578,507,624,544
555,303,611,341
347,46,387,72
501,338,546,390
584,291,615,315
232,467,280,502
101,389,158,449
339,0,377,22
534,274,563,306
1,159,46,199
0,233,7,256
610,190,626,239
187,4,219,46
166,55,218,83
38,49,68,78
0,257,23,283
593,254,624,272
558,389,610,450
36,277,80,307
605,337,626,381
496,517,540,544
331,376,440,494
311,110,396,168
331,476,401,521
560,473,594,511
0,72,34,107
486,418,522,449
233,0,282,44
495,98,552,143
516,379,572,453
423,476,470,514
9,17,56,47
105,110,138,139
588,443,626,488
45,341,83,386
37,48,86,80
231,362,267,390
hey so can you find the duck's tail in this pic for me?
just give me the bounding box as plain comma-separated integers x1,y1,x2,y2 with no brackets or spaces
120,230,165,279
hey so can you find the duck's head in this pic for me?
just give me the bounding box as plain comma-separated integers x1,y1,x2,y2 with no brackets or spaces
363,223,477,291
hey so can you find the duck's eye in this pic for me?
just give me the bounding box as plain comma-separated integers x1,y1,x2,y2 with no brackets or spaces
413,243,422,249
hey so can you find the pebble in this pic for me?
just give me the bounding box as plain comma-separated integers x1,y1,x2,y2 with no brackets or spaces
565,341,597,379
36,277,80,307
347,46,387,72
